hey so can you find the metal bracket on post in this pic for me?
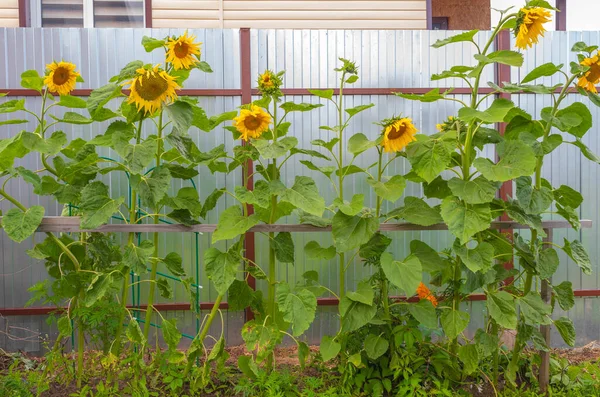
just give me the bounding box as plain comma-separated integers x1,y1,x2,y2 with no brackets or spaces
539,227,553,393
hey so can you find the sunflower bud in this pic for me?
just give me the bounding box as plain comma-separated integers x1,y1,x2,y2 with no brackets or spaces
257,70,283,96
335,58,358,75
436,116,464,133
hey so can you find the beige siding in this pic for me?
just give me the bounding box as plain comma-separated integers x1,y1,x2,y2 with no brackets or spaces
0,0,19,28
153,0,427,29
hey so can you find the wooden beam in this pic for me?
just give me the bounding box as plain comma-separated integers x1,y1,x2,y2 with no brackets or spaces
24,216,592,233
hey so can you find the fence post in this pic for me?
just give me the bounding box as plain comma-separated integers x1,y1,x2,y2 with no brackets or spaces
539,227,553,393
239,28,256,322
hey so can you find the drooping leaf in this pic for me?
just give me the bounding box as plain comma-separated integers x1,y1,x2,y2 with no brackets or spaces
538,248,559,279
553,185,583,209
410,240,446,273
555,102,592,138
157,278,173,298
339,297,377,333
516,176,553,215
85,273,114,307
458,344,480,375
346,280,374,306
348,133,377,155
554,317,576,347
123,240,154,273
380,252,422,295
162,252,186,277
162,318,182,351
562,239,591,274
252,136,298,159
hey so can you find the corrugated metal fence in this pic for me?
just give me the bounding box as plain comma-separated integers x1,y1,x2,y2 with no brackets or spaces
0,28,598,353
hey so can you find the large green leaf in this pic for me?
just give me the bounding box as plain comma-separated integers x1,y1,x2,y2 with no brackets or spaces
162,318,182,351
272,232,294,263
554,317,575,347
367,175,406,202
441,310,470,340
410,240,446,273
486,290,517,329
278,176,325,216
458,344,480,375
448,176,500,205
2,206,44,243
521,62,564,84
388,197,443,226
130,166,171,208
304,241,336,260
0,132,29,171
453,240,494,273
562,239,591,274
348,133,377,155
518,292,552,326
431,30,478,48
333,194,364,216
165,101,194,133
78,182,124,230
553,185,583,209
22,131,67,155
161,252,186,277
320,335,341,362
474,140,536,182
346,280,375,306
407,300,438,328
345,103,375,118
87,83,122,117
516,176,553,214
553,281,575,311
277,282,317,336
204,246,241,295
440,197,492,245
405,135,453,183
459,98,515,124
253,137,298,159
475,50,523,67
538,248,559,279
380,252,422,295
332,211,379,252
112,132,157,174
364,334,389,360
555,102,592,138
339,297,377,333
85,273,115,307
123,240,154,273
212,206,260,242
161,187,203,216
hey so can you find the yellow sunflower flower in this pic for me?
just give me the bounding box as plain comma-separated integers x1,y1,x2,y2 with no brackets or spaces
166,31,202,70
44,61,80,96
124,65,180,114
577,53,600,93
514,7,552,50
234,105,272,141
381,117,418,153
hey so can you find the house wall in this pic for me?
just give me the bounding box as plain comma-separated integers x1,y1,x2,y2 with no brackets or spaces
0,0,19,27
152,0,427,29
432,0,491,30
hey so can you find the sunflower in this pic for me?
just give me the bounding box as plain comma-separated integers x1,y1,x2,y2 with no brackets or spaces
234,105,272,141
257,70,283,95
577,53,600,93
416,282,438,307
166,31,202,70
514,7,552,50
381,117,418,153
124,65,180,114
44,61,80,95
436,116,465,133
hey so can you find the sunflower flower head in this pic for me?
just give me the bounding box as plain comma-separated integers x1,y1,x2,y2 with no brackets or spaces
234,105,272,141
257,70,283,96
436,116,465,133
416,282,438,307
514,7,552,50
577,52,600,93
124,65,180,114
166,31,202,70
380,116,418,153
44,61,80,96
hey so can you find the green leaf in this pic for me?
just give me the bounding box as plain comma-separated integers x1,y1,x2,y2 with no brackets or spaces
407,300,438,328
554,185,583,209
130,166,171,208
279,102,323,113
381,252,422,295
290,147,330,160
57,317,73,338
279,176,325,216
162,187,202,216
300,160,336,178
554,317,576,347
459,98,515,124
458,344,480,375
432,30,478,48
364,334,389,360
423,176,452,199
299,211,331,228
212,206,260,243
110,61,144,84
440,197,492,245
157,278,173,299
396,87,450,103
162,252,186,277
367,175,406,203
78,182,124,230
516,176,553,214
555,102,592,138
553,281,575,311
141,36,166,52
334,194,364,216
204,246,241,295
87,84,123,118
165,101,194,133
126,318,145,345
562,239,591,274
308,89,334,100
197,61,213,73
57,95,87,109
346,280,374,306
0,119,27,127
85,273,114,307
474,50,523,67
332,211,379,252
162,318,182,351
518,292,552,326
123,240,154,273
304,241,336,260
2,206,44,243
448,176,500,205
272,232,294,263
348,133,377,155
405,135,452,183
51,111,92,125
200,188,225,219
573,138,600,164
238,356,258,380
538,248,559,279
20,70,44,91
345,103,375,118
0,99,25,114
388,197,443,226
474,140,536,182
521,62,563,84
277,282,317,336
227,279,256,311
339,297,377,333
112,134,156,175
453,240,494,273
571,41,598,53
410,240,446,273
242,320,279,362
320,335,340,362
441,310,470,340
166,209,200,226
22,131,67,155
359,232,391,262
486,290,517,329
